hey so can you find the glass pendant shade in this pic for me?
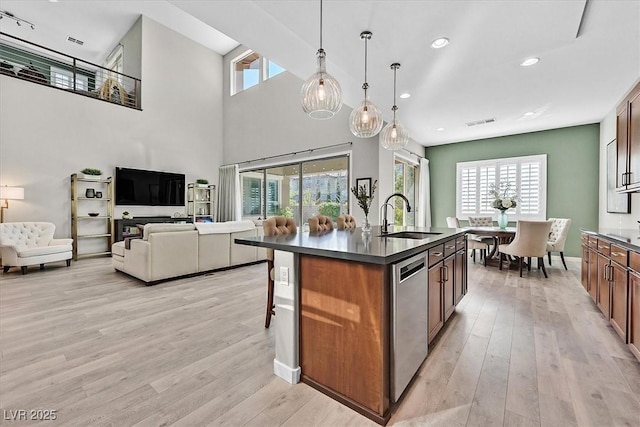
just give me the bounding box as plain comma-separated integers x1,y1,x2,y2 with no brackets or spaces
380,119,409,150
301,50,342,119
350,97,384,138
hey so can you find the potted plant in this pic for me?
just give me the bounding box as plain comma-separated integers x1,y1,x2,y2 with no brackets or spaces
81,168,102,180
196,178,209,187
350,179,377,233
122,211,131,219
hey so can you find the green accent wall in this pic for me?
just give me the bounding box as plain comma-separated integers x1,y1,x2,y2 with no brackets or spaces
426,124,600,257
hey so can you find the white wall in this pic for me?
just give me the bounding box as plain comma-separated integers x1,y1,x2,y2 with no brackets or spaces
0,16,224,239
599,107,640,230
223,45,425,226
121,16,142,80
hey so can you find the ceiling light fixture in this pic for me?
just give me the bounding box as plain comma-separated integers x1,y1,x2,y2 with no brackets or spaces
300,0,342,119
350,31,383,138
437,127,445,131
0,10,35,30
520,57,539,67
400,92,411,99
523,111,535,116
380,63,409,151
431,37,449,49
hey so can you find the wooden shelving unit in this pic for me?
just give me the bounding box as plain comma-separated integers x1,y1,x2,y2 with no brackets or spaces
187,183,216,223
70,173,114,260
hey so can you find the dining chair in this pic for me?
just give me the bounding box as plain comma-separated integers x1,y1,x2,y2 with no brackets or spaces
468,216,494,226
337,214,357,230
262,216,297,328
446,216,489,266
308,215,334,232
546,218,572,270
498,220,553,278
465,216,495,263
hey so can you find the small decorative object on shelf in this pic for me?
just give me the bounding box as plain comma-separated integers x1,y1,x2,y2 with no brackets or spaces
81,168,102,180
196,178,209,187
95,191,102,198
85,188,95,198
88,212,99,217
488,181,518,230
122,211,131,219
351,178,377,233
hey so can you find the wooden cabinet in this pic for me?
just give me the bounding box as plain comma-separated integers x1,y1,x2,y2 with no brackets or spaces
588,247,599,302
70,173,114,260
629,271,640,360
616,81,640,192
443,256,455,322
187,183,216,223
596,253,611,317
610,261,628,340
454,248,466,304
428,263,443,343
581,241,590,292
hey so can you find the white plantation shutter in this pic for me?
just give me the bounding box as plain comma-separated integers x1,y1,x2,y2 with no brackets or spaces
456,155,546,220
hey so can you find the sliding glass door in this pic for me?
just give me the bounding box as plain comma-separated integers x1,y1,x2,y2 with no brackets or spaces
394,157,417,226
240,155,349,227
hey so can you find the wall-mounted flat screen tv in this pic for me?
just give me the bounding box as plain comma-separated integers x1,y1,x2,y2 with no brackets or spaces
115,167,185,206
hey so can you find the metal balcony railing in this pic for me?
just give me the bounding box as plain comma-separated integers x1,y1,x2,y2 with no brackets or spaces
0,32,141,110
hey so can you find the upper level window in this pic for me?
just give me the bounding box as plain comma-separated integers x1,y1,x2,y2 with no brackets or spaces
456,154,547,220
231,50,285,95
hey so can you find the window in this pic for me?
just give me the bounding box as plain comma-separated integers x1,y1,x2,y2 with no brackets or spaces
456,154,547,220
394,156,418,226
231,50,286,95
50,66,88,91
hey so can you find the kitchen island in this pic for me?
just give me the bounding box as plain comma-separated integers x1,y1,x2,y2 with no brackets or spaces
235,225,468,424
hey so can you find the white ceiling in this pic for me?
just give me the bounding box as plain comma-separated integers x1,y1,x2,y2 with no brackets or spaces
1,0,639,147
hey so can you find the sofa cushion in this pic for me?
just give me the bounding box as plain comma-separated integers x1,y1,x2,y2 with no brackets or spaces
142,224,196,241
195,220,255,234
17,244,72,258
112,241,126,257
0,222,56,247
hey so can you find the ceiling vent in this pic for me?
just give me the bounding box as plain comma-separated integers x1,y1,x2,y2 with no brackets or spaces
466,118,496,127
67,36,84,46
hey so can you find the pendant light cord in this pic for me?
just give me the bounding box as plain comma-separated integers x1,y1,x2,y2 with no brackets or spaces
392,66,397,120
319,0,323,50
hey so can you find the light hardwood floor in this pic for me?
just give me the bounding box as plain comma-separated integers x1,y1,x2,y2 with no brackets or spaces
1,256,638,426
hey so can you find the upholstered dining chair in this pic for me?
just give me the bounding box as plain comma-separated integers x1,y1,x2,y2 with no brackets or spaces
308,215,334,232
468,216,494,227
337,214,356,230
498,220,553,278
262,216,297,328
547,218,572,270
456,216,493,265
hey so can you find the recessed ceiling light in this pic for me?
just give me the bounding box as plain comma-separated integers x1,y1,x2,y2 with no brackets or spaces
523,111,535,116
520,57,539,67
400,92,411,99
431,37,449,49
436,127,445,132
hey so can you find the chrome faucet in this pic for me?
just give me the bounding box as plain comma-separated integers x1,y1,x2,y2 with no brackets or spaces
380,193,412,234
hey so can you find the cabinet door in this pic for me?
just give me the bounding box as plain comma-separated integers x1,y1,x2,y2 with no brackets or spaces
610,262,628,341
443,256,455,322
617,104,629,189
588,249,598,302
629,271,640,361
454,249,465,304
628,89,640,189
581,245,590,292
596,254,610,318
428,263,443,344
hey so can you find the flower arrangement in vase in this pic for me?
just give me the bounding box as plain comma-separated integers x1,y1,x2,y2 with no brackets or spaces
350,179,377,232
488,181,518,229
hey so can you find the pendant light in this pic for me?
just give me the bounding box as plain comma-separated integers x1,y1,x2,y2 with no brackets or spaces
349,31,383,138
380,63,409,150
300,0,342,119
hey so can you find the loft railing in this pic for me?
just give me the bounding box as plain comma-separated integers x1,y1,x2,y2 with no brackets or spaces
0,32,141,110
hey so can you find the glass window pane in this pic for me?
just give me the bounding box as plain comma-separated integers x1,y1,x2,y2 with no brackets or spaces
240,170,264,219
267,60,285,79
301,157,349,227
266,164,299,222
233,51,260,94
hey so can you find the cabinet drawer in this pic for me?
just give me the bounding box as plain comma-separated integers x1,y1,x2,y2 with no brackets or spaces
581,233,590,245
610,244,628,267
428,245,444,267
588,237,598,249
444,239,457,257
597,240,611,256
631,251,640,273
455,236,466,251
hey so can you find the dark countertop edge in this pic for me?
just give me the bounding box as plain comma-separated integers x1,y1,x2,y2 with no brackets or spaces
580,228,640,252
235,230,467,265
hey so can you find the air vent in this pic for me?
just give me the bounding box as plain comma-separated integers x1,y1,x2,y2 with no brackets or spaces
466,118,496,127
67,36,84,46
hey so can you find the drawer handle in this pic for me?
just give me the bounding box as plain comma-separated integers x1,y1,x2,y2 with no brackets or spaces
611,252,625,257
431,252,443,257
599,245,609,249
445,245,455,249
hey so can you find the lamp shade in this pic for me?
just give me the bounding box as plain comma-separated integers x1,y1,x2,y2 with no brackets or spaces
380,119,409,151
349,97,384,138
0,186,24,200
301,51,343,119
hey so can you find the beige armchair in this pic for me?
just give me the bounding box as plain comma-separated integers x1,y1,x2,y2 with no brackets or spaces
498,220,553,278
337,214,357,230
547,218,572,270
263,216,297,328
1,222,72,274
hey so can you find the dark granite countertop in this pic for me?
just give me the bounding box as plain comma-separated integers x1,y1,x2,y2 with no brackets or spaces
581,228,640,252
235,226,466,265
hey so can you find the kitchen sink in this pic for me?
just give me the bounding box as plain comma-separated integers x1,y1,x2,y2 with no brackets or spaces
378,231,442,239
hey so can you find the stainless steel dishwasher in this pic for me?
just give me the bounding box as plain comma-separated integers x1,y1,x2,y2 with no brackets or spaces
391,252,428,402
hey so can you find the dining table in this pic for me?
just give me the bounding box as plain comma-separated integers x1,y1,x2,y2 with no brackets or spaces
463,226,517,266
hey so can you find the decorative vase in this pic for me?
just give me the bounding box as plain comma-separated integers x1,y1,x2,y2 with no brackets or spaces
497,210,508,229
362,215,371,233
85,188,95,198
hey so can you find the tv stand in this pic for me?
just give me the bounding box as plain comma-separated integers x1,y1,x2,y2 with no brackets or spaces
114,216,191,242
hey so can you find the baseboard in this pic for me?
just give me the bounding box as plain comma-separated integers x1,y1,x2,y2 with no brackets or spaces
273,358,300,384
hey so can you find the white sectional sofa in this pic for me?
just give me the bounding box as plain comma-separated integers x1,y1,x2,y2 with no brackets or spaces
112,220,265,284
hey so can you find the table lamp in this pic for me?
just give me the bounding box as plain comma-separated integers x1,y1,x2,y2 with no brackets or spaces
0,186,24,223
